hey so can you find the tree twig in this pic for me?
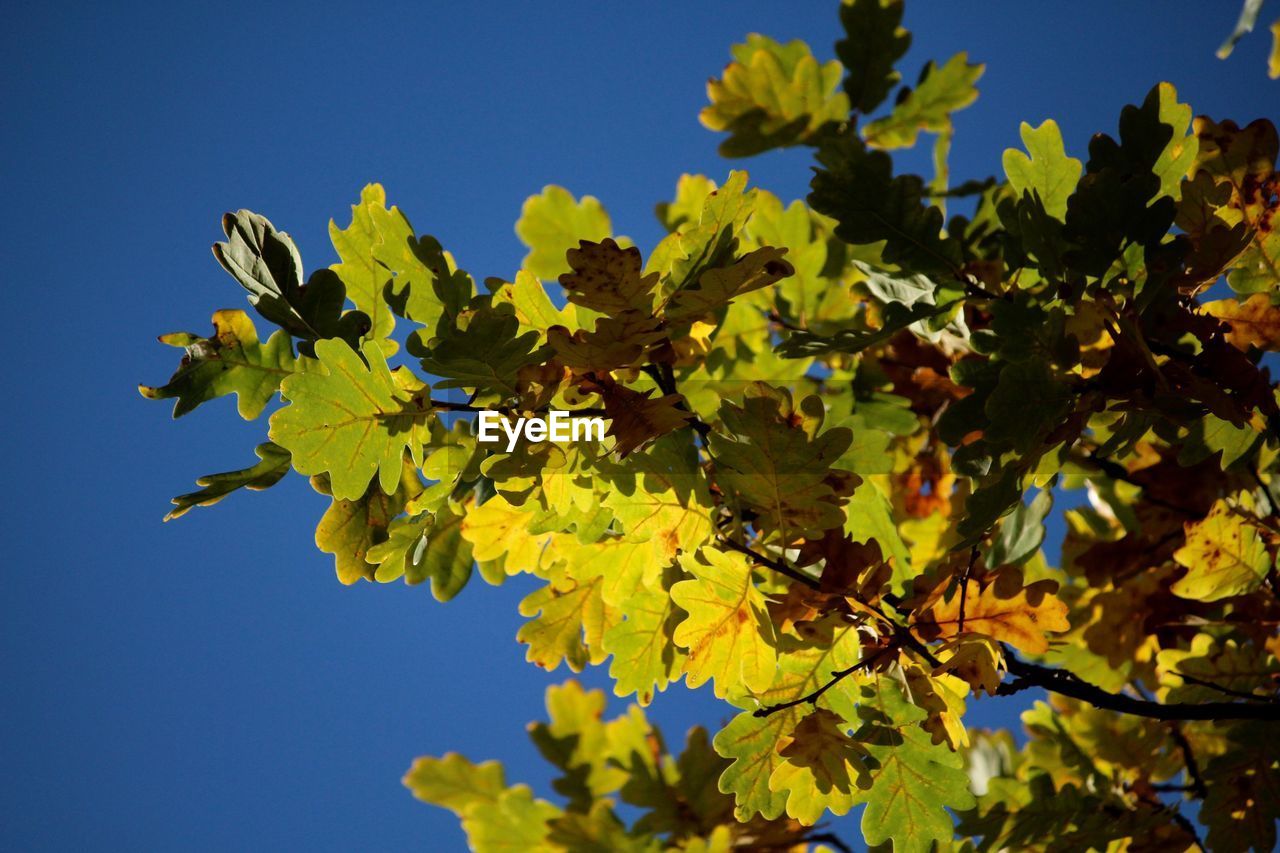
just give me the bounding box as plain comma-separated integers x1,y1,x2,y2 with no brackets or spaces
717,535,822,591
425,399,606,417
754,645,897,718
957,545,978,633
1167,721,1208,799
1170,670,1280,704
997,656,1280,722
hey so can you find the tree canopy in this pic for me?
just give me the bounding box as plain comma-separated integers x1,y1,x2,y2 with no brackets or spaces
143,1,1280,849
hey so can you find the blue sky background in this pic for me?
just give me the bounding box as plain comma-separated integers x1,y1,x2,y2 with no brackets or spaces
2,1,1276,850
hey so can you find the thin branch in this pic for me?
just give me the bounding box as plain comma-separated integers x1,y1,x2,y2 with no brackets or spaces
754,645,896,717
717,536,822,591
1168,806,1204,852
1170,670,1280,704
642,363,712,438
898,626,944,669
964,280,1002,300
1167,721,1208,799
997,656,1280,722
1150,783,1198,794
426,399,606,417
957,545,979,633
766,310,806,333
753,624,942,718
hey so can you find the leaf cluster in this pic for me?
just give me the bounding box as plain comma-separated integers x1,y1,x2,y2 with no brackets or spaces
144,1,1280,849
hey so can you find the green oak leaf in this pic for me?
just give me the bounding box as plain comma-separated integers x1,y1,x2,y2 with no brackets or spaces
516,186,613,280
460,786,560,852
863,52,984,150
548,801,660,852
270,338,431,501
710,385,854,542
1063,84,1194,275
603,579,686,707
163,442,291,521
1002,119,1083,222
958,466,1025,540
382,232,476,334
417,305,551,397
329,183,412,347
213,209,369,350
311,463,419,585
1177,413,1261,469
403,752,508,815
714,620,863,821
850,676,976,852
985,487,1053,567
809,133,963,276
517,575,613,673
527,680,628,811
140,309,303,419
700,34,848,157
648,171,757,294
778,298,956,357
664,246,795,324
367,505,474,601
837,0,911,115
843,481,910,584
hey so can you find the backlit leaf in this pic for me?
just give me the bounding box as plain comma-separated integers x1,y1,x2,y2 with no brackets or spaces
700,35,848,157
914,567,1070,654
863,52,984,150
1171,492,1272,601
269,338,430,501
163,441,290,521
517,186,613,281
140,309,302,419
671,548,777,698
1002,119,1083,221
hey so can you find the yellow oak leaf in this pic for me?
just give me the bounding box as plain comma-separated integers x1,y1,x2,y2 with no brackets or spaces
671,548,777,698
767,709,871,825
556,535,662,607
914,567,1070,654
602,436,713,560
517,576,615,672
602,576,687,706
1171,493,1272,602
903,664,970,750
934,637,1006,697
1203,294,1280,351
460,494,555,575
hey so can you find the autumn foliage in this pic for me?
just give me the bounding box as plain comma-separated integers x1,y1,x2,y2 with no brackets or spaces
143,1,1280,850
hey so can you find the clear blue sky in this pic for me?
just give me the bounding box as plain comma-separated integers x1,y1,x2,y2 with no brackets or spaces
2,1,1275,850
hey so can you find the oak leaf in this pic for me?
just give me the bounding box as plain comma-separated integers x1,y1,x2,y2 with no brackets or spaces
1171,493,1272,601
558,238,658,316
1203,293,1280,350
914,567,1069,654
671,548,777,698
